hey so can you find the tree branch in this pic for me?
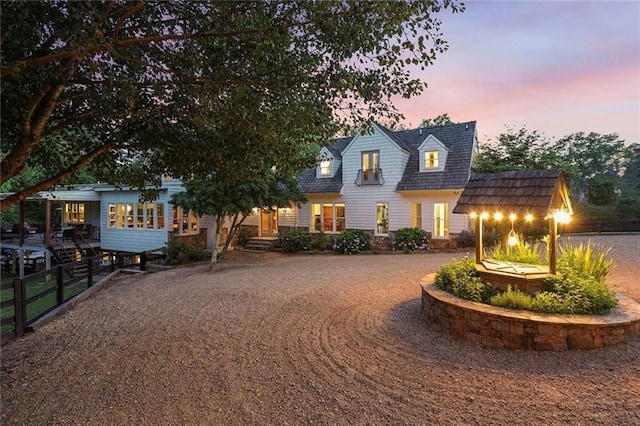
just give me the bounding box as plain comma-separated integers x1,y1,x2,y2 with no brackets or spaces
0,138,117,211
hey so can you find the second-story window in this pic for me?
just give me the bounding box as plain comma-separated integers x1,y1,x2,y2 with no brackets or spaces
425,150,439,168
320,160,331,175
361,150,380,184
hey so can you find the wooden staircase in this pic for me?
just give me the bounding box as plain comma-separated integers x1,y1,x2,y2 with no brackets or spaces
242,237,279,252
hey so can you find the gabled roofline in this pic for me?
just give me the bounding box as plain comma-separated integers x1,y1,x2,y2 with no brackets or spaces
341,121,411,156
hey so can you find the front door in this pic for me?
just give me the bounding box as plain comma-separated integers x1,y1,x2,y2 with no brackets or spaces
261,209,278,236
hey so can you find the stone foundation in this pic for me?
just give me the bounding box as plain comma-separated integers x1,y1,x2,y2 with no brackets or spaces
421,276,640,351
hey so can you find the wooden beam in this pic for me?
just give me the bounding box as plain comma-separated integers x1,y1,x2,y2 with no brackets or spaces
549,217,557,274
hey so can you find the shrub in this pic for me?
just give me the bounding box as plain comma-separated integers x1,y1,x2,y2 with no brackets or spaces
435,258,497,303
236,227,253,247
557,240,613,284
490,286,535,311
282,229,313,252
334,229,371,254
485,235,543,264
312,230,330,251
454,229,476,248
165,236,209,265
393,227,430,252
542,269,617,314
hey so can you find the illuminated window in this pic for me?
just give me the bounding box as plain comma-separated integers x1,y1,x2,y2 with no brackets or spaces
172,206,198,235
117,203,125,228
412,203,422,228
320,160,331,175
146,203,155,229
64,203,85,224
434,203,449,238
311,203,345,232
425,151,439,168
376,203,389,235
136,203,144,228
126,203,134,228
108,204,116,228
157,203,165,229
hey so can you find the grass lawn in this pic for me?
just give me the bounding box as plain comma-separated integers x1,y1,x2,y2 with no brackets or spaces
1,273,87,335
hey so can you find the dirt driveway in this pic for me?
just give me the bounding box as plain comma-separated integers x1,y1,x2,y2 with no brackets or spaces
1,235,639,425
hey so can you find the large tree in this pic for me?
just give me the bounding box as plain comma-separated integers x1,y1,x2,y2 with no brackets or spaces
171,171,305,266
474,126,630,202
1,0,463,209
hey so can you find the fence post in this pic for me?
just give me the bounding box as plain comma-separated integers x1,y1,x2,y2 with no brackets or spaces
140,252,146,271
87,257,93,288
56,265,64,306
13,278,25,339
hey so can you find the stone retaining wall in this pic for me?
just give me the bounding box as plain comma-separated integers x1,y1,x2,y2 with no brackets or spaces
421,277,640,351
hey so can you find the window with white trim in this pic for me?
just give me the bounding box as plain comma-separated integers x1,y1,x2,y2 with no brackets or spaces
311,203,345,232
107,202,165,230
173,206,198,235
434,203,449,238
376,203,389,235
425,151,439,168
411,203,422,228
320,160,331,175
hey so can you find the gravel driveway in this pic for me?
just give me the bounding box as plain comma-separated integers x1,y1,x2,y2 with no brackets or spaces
1,235,639,425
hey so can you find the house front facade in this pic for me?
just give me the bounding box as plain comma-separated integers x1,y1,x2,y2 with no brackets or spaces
243,121,477,245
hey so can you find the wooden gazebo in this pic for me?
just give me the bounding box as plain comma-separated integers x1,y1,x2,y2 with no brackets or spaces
453,170,573,292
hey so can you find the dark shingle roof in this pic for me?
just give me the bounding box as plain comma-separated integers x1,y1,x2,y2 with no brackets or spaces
395,121,476,191
298,121,477,193
452,170,572,218
297,137,351,193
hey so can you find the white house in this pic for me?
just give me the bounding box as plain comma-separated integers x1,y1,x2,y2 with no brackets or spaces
242,121,478,245
34,177,221,253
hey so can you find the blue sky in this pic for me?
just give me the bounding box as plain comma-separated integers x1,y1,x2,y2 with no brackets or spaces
394,0,640,145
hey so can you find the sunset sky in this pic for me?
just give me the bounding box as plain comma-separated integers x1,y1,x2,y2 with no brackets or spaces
394,0,640,146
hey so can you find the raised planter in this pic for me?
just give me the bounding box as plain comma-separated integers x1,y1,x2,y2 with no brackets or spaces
421,275,640,351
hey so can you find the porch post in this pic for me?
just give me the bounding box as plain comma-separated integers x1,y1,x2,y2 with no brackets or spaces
549,217,557,275
474,215,483,265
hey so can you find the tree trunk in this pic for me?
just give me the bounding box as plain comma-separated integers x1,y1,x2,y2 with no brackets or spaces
209,216,224,270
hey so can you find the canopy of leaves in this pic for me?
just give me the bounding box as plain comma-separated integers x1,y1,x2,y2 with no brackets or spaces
1,0,463,210
170,172,306,219
473,126,632,203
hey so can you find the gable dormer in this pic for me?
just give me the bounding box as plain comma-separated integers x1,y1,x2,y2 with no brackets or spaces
418,134,448,173
316,147,341,178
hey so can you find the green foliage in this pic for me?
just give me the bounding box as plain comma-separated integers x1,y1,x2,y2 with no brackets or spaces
490,287,535,311
434,258,498,303
437,242,618,314
541,273,617,315
312,230,330,251
586,176,618,206
454,229,476,248
165,236,209,266
473,127,629,208
393,227,430,252
485,236,543,264
420,113,455,128
282,229,313,252
334,229,371,254
1,1,464,210
236,227,253,247
558,240,613,284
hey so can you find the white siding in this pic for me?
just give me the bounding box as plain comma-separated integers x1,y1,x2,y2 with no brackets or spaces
278,204,298,228
340,125,409,233
100,190,172,252
399,191,468,237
